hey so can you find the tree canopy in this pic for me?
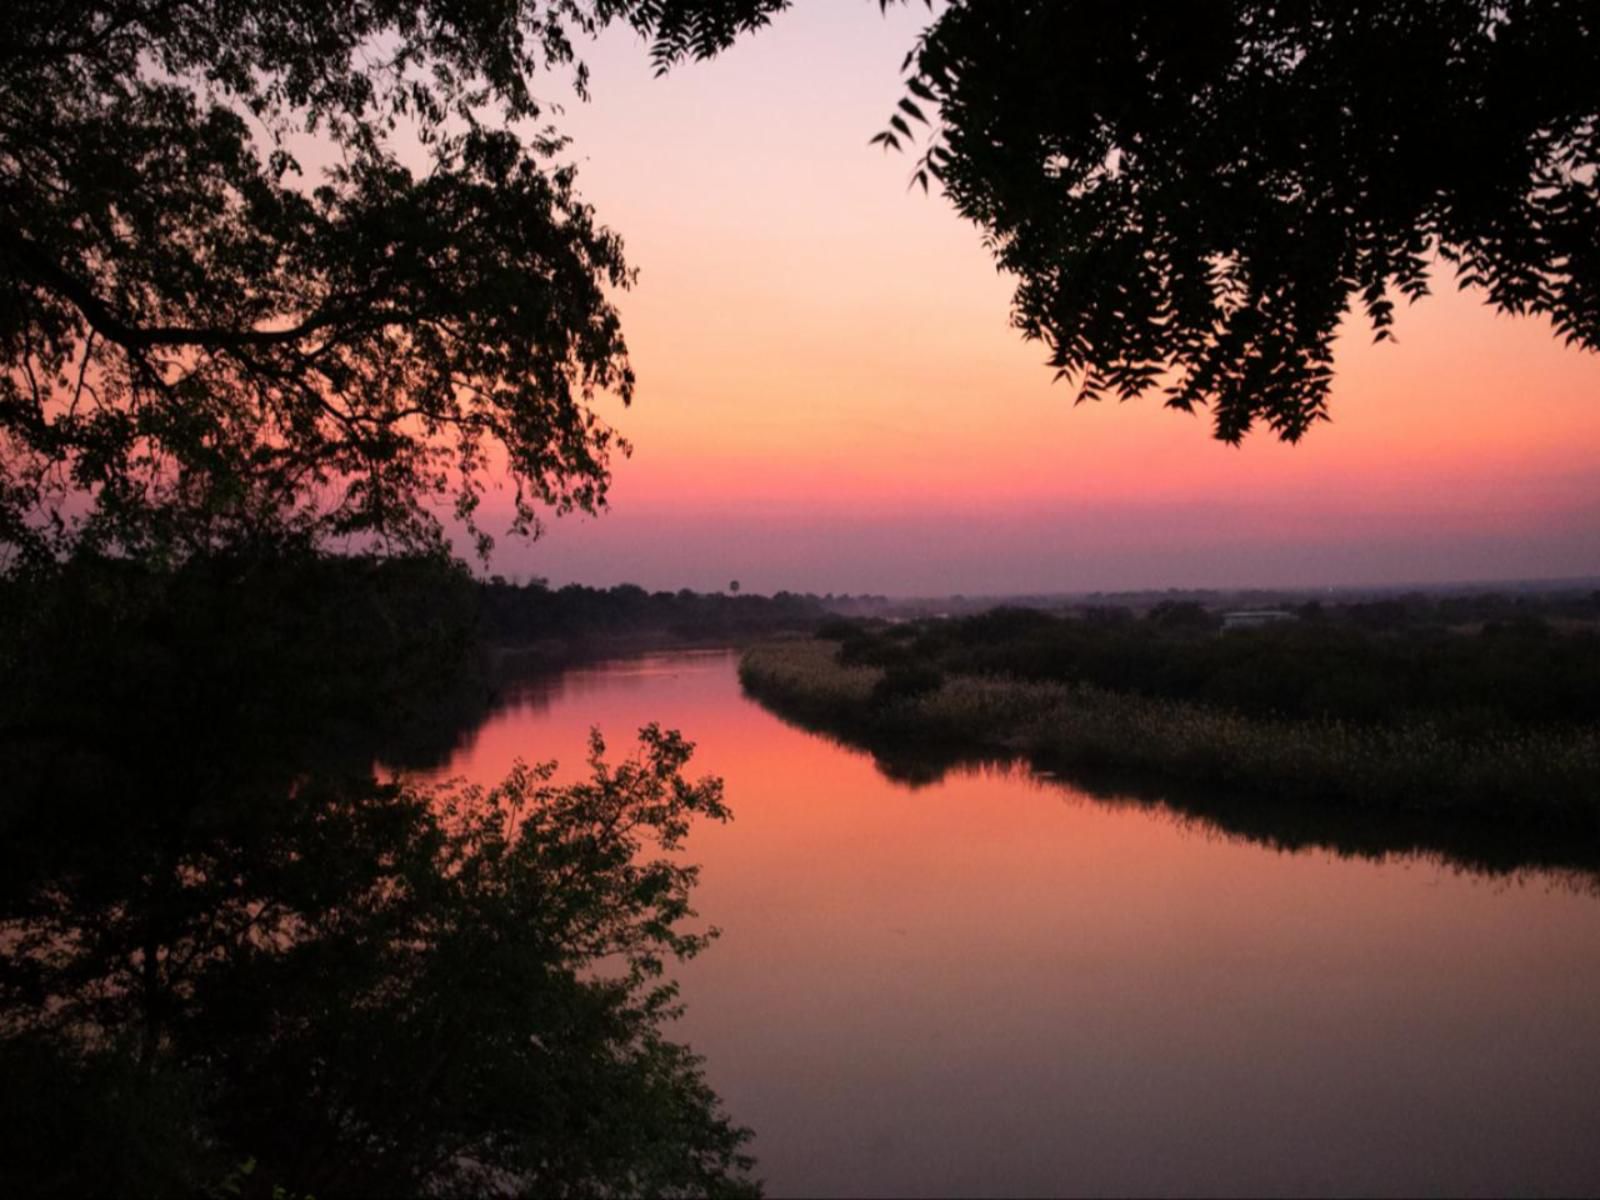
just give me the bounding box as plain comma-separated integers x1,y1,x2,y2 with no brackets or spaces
0,0,784,567
0,552,758,1196
4,0,1597,569
881,0,1599,441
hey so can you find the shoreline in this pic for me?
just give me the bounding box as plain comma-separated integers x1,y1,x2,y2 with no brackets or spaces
484,631,762,682
738,639,1600,845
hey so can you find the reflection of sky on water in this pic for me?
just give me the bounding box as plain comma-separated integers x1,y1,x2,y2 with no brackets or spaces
437,650,1600,1198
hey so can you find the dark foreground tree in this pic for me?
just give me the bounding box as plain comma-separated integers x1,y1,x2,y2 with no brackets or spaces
1,739,754,1198
0,557,756,1196
7,1,1596,570
881,0,1600,441
0,0,784,567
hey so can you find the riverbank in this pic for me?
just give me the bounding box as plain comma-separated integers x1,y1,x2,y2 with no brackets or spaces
488,630,758,675
738,639,1600,828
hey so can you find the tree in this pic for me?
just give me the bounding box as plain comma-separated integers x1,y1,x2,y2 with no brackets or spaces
0,0,784,568
8,2,1596,571
1,737,756,1197
879,0,1599,442
0,558,757,1196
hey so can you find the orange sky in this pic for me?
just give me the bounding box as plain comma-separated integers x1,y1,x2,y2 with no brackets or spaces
474,0,1600,594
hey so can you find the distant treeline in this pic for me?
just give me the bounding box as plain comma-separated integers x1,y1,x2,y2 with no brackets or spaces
1,550,883,692
824,597,1600,732
477,579,879,647
1112,588,1600,631
804,583,1600,623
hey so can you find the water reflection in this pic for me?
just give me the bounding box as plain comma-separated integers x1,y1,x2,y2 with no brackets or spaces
438,650,1600,1198
14,609,1597,1198
745,681,1600,886
0,574,756,1198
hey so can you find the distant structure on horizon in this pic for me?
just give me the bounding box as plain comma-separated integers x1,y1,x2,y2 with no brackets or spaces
1221,609,1298,632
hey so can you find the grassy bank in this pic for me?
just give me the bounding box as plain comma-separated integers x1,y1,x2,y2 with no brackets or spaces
739,639,1600,827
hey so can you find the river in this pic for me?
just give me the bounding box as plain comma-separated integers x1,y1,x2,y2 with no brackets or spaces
425,648,1600,1197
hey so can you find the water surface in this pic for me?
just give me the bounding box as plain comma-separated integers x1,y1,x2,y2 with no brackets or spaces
427,649,1600,1197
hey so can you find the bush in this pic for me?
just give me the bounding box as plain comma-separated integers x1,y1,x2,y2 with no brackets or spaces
871,663,945,706
838,632,917,669
814,616,861,641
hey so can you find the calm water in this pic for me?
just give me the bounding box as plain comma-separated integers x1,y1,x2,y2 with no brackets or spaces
426,649,1600,1197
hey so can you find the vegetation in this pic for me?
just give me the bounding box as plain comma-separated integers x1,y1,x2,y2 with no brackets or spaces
1,739,754,1198
0,552,759,1197
739,609,1600,824
1,0,786,566
479,578,829,653
879,0,1600,441
858,600,1600,731
6,1,1598,1190
8,1,1598,575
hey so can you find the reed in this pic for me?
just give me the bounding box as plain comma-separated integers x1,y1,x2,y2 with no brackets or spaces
739,639,1600,822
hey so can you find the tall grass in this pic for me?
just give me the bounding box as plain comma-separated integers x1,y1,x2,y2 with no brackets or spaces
739,640,1600,823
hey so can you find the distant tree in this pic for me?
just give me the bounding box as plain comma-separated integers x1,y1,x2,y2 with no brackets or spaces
870,661,943,706
1146,600,1218,633
0,0,784,568
879,0,1600,442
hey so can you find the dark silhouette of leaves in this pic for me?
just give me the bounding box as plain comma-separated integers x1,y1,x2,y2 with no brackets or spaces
0,0,786,567
877,0,1600,442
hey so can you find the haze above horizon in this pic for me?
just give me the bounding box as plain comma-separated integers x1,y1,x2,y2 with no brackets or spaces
474,0,1600,596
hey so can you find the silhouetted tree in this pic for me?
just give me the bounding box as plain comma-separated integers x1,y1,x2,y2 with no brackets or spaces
1,735,756,1198
0,553,757,1196
0,0,785,567
878,0,1600,441
11,1,1593,570
1146,600,1219,633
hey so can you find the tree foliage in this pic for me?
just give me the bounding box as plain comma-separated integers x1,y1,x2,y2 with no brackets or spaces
2,738,754,1198
880,0,1600,441
0,553,757,1196
11,0,1593,565
832,598,1600,729
0,0,784,566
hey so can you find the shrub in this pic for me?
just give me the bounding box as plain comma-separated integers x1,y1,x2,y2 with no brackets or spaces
814,616,861,641
871,663,945,706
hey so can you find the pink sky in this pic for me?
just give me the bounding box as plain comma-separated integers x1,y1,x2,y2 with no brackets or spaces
471,0,1600,594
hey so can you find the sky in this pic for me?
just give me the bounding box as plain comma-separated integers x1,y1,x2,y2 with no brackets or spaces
471,0,1600,596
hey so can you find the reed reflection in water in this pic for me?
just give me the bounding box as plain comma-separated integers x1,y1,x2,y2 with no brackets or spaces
431,649,1600,1199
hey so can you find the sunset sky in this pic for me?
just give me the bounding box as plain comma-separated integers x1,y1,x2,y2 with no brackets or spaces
480,0,1600,595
